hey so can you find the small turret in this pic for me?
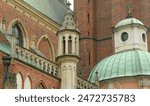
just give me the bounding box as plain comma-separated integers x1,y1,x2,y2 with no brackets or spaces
57,1,80,89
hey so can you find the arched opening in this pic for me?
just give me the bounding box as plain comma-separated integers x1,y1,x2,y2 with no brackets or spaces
24,76,31,89
16,73,23,89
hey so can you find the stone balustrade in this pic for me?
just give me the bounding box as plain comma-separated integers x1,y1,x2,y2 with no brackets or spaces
77,76,97,89
15,45,59,77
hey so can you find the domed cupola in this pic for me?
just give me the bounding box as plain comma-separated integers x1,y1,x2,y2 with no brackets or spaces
113,17,148,53
88,16,150,88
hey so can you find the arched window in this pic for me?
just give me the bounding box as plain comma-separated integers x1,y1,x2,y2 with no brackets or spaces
13,24,23,46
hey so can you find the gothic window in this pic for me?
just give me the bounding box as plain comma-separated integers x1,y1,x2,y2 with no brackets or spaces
13,24,23,46
142,33,146,42
121,32,128,42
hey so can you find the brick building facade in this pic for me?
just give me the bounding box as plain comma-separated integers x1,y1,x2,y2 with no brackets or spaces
0,0,150,89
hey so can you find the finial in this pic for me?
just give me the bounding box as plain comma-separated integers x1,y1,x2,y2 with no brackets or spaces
67,0,71,9
126,2,133,18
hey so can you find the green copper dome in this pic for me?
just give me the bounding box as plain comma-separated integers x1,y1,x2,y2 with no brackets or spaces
88,50,150,83
115,18,144,29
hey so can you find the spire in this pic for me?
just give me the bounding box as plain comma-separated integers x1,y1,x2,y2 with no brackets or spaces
59,1,79,31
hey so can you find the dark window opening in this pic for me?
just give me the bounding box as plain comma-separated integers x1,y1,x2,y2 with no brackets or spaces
13,24,23,46
142,33,146,42
63,37,66,54
75,37,77,54
121,32,128,42
68,36,72,54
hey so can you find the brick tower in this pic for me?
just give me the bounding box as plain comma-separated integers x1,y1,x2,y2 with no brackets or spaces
74,0,150,79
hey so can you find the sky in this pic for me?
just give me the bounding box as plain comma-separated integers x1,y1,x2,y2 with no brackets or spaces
68,0,74,10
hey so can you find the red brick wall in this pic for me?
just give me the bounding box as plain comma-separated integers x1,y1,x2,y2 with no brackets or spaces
38,39,51,60
78,39,96,79
75,0,113,78
95,0,112,38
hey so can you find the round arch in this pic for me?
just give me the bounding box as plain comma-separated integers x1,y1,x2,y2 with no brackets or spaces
37,35,55,62
7,18,29,49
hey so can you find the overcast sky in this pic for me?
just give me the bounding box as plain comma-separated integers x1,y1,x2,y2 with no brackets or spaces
68,0,74,10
